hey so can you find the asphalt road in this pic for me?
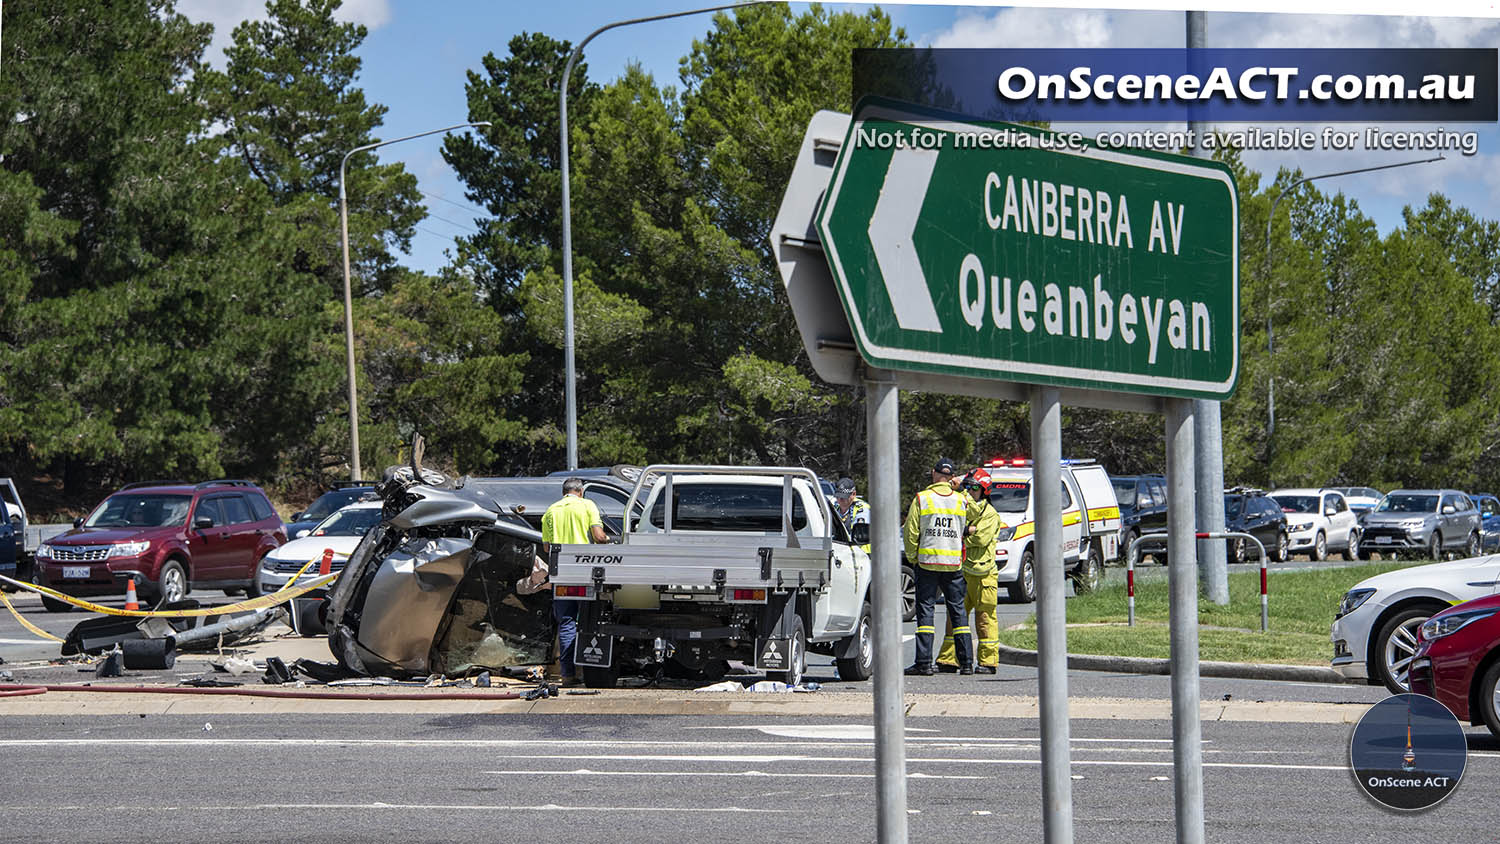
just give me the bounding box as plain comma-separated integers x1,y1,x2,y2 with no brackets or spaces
0,712,1491,843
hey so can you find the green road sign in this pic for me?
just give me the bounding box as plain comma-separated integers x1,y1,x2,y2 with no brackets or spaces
816,98,1240,400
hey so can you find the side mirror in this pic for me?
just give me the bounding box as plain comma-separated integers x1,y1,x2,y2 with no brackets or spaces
295,529,310,539
73,517,84,528
1324,506,1337,517
1442,504,1456,514
8,514,18,527
194,516,214,530
851,523,870,545
291,511,304,521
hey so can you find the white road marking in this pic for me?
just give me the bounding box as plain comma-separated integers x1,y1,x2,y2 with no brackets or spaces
484,754,1349,772
487,769,986,780
0,803,786,814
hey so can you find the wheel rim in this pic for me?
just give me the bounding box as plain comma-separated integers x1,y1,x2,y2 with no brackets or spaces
1468,535,1479,558
789,636,804,686
901,571,915,619
1384,616,1427,691
1023,559,1035,599
1233,539,1245,565
1278,533,1288,560
1430,535,1441,560
1085,556,1101,591
858,615,873,670
162,566,186,602
1315,534,1326,559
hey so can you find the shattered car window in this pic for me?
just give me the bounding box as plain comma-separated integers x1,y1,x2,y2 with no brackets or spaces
428,529,554,675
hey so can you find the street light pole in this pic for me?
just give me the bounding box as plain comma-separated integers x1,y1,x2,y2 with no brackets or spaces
339,121,491,481
559,1,766,471
1261,154,1443,484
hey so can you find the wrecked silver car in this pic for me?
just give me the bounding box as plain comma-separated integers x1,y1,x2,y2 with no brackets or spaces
324,458,641,679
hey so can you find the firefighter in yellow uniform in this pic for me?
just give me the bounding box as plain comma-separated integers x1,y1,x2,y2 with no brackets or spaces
937,468,1002,674
903,457,972,675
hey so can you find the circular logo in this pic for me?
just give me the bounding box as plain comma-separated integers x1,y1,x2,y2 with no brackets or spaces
1350,693,1467,811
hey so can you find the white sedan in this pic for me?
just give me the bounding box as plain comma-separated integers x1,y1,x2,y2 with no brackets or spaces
1331,554,1500,693
258,500,382,594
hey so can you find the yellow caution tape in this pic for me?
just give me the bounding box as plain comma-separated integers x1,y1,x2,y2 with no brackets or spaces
0,555,340,619
0,587,65,643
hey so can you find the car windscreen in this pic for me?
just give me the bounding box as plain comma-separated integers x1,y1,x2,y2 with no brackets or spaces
1377,494,1438,514
303,489,363,521
85,494,192,528
989,481,1030,513
311,507,382,536
1270,495,1318,514
643,483,808,533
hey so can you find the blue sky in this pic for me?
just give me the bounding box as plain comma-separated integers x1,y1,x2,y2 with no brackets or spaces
179,1,1500,275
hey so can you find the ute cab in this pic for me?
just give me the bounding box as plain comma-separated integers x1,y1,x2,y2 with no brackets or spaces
981,457,1122,602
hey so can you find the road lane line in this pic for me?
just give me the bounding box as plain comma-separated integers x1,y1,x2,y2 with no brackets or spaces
484,769,986,779
0,803,787,814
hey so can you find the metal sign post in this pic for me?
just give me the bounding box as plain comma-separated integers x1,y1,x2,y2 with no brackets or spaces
1165,399,1203,844
1031,386,1074,843
866,368,907,843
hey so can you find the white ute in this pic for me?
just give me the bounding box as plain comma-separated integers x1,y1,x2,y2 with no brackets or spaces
551,465,873,687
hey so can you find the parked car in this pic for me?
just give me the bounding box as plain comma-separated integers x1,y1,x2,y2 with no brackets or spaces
1268,488,1359,561
979,458,1122,600
1408,593,1500,737
1356,489,1480,561
1470,493,1500,553
284,483,375,539
34,480,286,611
257,498,382,594
1331,555,1500,693
1109,473,1168,566
0,478,28,576
1222,488,1288,564
1330,486,1383,519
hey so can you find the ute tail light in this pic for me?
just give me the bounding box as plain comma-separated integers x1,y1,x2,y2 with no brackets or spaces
732,589,766,601
554,585,588,598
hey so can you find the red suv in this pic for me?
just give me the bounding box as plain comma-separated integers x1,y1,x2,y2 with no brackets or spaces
35,480,286,612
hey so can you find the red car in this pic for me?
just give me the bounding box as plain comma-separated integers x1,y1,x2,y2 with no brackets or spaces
1408,592,1500,736
34,480,286,611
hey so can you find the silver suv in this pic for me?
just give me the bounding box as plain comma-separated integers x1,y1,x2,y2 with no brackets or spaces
1358,489,1481,560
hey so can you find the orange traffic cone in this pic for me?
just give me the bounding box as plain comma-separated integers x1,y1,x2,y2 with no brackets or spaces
318,548,334,575
124,577,140,611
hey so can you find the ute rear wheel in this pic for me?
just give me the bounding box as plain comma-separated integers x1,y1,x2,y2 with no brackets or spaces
767,615,806,687
1007,548,1036,603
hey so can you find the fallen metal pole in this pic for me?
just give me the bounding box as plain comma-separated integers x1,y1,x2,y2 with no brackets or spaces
1165,398,1204,844
865,369,907,844
1031,385,1074,844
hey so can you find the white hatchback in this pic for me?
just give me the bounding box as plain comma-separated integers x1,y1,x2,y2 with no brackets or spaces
1268,488,1359,561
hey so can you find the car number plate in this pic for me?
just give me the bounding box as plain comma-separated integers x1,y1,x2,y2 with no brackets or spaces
62,566,91,579
1374,536,1392,544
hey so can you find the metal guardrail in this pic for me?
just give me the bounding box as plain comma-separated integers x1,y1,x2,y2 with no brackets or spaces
1129,531,1271,632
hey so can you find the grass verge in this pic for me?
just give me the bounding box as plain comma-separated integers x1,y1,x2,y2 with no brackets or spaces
997,561,1427,665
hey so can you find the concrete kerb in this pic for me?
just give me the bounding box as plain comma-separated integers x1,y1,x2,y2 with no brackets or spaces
994,641,1360,685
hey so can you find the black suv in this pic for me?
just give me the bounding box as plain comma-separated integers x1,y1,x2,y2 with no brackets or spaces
1111,474,1168,565
1223,487,1289,563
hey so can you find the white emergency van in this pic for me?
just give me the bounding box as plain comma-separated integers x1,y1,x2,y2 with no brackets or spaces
981,459,1122,602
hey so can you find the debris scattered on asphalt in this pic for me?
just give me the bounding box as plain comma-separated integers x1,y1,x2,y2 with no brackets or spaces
564,689,600,696
181,677,242,688
972,811,992,816
202,723,212,732
1150,776,1170,782
94,647,123,678
262,657,294,685
694,680,822,693
1222,693,1232,701
473,671,491,688
217,656,257,676
0,670,12,682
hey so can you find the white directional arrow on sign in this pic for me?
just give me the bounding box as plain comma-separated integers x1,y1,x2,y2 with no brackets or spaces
867,146,943,334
